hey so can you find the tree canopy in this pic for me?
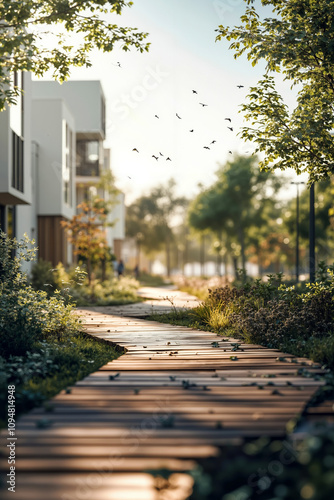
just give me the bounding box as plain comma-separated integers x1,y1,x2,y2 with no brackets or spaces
216,0,334,183
126,179,187,276
61,197,110,284
188,154,283,274
0,0,150,110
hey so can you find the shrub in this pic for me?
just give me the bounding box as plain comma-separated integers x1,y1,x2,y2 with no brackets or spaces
68,276,140,306
30,259,58,295
0,231,81,357
0,231,121,427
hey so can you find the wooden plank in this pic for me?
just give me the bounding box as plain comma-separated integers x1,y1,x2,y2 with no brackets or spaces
0,473,193,500
1,457,197,472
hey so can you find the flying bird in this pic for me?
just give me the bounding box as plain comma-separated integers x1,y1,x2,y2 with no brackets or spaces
155,115,159,119
166,157,172,161
152,155,159,161
203,146,210,150
116,62,121,67
159,152,164,156
199,103,208,107
225,118,231,122
132,148,139,152
210,140,216,144
189,129,194,132
192,90,198,94
227,127,233,131
176,113,182,119
237,85,244,88
229,151,232,154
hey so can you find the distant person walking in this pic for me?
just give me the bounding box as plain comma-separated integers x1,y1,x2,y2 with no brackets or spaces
117,259,124,279
112,259,118,278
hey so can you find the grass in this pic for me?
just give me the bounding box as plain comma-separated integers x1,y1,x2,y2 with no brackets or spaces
172,276,230,301
0,332,122,429
138,272,173,287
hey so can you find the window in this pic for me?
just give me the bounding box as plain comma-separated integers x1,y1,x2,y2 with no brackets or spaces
11,131,24,192
76,140,100,176
63,122,73,206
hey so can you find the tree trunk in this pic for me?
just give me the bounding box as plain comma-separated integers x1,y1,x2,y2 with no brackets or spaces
101,258,106,282
224,253,228,285
87,259,92,286
238,225,246,274
166,237,171,277
216,251,221,277
136,241,141,268
232,256,239,280
200,234,205,276
183,239,189,276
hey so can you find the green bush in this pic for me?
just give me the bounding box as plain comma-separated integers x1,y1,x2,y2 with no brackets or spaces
30,256,140,306
69,276,140,306
30,259,58,295
0,231,121,427
0,232,81,358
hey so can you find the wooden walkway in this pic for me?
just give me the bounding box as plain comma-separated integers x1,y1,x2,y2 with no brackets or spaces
0,287,331,499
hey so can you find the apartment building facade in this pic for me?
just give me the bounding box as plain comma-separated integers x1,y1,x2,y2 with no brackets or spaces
0,76,125,272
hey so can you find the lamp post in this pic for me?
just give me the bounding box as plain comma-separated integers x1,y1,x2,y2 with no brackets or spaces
309,182,315,283
291,181,305,282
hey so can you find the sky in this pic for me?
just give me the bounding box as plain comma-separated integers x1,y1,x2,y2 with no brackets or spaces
36,0,308,204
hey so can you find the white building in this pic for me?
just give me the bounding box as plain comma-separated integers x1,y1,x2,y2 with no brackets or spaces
0,72,32,239
0,76,125,271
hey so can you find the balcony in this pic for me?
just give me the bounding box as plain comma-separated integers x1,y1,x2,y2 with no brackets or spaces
76,139,101,177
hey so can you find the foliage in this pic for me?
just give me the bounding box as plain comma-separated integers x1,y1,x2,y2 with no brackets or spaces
0,231,121,426
30,258,59,295
151,265,334,371
30,260,140,305
188,155,283,275
0,335,120,427
216,0,334,183
0,231,36,286
0,0,150,110
126,178,188,276
189,429,334,500
61,198,111,284
0,232,81,357
69,276,140,306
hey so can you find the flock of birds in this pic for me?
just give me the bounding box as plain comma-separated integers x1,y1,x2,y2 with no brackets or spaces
130,86,246,164
112,61,249,178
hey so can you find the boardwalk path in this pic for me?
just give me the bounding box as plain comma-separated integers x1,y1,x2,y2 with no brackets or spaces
0,287,330,500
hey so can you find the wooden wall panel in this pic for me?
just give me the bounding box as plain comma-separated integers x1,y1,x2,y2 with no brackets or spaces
38,216,68,266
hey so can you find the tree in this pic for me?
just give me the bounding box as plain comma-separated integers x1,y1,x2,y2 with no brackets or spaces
216,0,334,183
188,155,283,277
61,198,109,285
126,179,187,277
126,200,159,269
0,0,150,110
